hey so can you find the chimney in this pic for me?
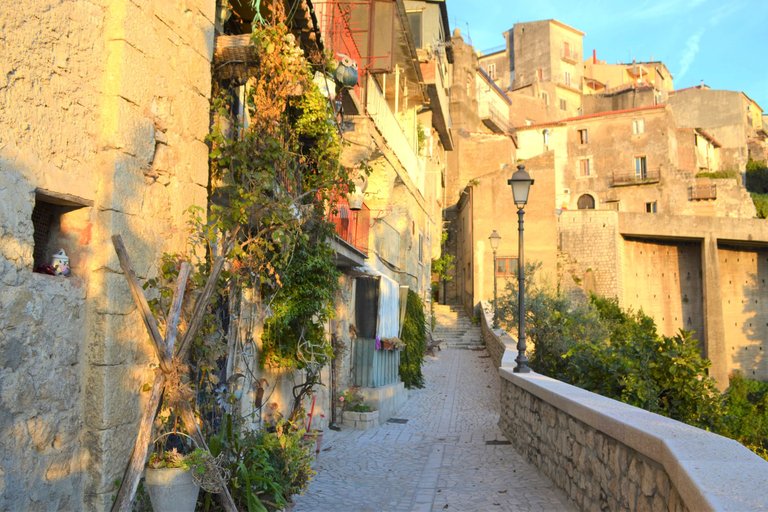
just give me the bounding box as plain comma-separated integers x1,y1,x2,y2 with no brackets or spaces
592,49,597,64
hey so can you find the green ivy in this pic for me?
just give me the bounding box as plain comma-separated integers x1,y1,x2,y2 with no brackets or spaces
399,290,427,389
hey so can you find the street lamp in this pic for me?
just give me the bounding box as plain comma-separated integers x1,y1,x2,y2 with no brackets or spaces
507,164,534,373
488,230,501,328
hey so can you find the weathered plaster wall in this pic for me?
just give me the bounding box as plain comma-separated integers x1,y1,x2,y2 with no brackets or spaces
717,246,768,379
620,238,705,341
0,1,215,509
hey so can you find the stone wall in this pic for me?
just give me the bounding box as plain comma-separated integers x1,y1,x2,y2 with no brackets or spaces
558,210,622,302
499,377,689,512
0,1,215,509
482,316,768,512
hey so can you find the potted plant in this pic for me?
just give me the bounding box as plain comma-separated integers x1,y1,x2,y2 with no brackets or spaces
380,337,405,351
144,434,227,512
339,388,378,430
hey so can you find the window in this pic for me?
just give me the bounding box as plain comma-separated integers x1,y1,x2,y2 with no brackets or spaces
559,98,567,110
577,194,596,209
635,156,647,179
543,128,550,146
406,11,423,48
578,128,588,144
486,63,497,80
496,257,519,276
579,158,591,177
31,189,92,274
540,91,549,106
632,118,645,135
645,201,658,213
564,71,572,86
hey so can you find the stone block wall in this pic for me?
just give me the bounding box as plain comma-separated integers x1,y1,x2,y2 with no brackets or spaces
499,379,688,512
1,1,216,509
488,319,768,511
558,210,621,302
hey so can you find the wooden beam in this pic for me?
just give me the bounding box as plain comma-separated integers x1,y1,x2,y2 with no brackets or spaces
111,235,172,373
165,262,192,358
176,233,237,361
110,370,165,512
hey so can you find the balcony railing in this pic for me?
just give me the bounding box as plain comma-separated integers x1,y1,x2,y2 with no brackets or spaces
689,183,717,201
611,169,661,186
366,75,425,193
327,198,369,255
352,338,401,387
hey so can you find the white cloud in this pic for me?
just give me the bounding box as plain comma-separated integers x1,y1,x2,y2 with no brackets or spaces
677,30,704,81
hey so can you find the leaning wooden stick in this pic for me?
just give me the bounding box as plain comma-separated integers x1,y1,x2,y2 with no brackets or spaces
109,235,237,512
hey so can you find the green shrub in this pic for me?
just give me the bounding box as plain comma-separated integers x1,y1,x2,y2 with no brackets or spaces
720,373,768,459
751,192,768,219
205,417,314,512
746,159,768,193
399,290,427,388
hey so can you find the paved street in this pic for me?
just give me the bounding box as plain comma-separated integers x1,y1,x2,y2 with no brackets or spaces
291,348,576,512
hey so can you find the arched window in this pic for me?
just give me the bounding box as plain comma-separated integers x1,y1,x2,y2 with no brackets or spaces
577,194,595,209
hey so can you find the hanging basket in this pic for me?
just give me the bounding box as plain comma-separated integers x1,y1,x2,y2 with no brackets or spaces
214,34,259,83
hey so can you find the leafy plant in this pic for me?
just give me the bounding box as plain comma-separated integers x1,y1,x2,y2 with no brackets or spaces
339,387,372,412
205,416,314,512
431,230,455,283
399,290,427,389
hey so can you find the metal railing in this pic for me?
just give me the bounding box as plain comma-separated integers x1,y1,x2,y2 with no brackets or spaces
688,183,717,201
611,169,661,186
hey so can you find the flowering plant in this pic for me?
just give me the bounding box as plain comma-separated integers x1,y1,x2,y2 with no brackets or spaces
339,387,373,412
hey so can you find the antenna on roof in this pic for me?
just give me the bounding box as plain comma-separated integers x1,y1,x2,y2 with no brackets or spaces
465,22,473,46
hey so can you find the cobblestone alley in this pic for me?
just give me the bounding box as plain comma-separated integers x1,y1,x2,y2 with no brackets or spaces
291,347,576,512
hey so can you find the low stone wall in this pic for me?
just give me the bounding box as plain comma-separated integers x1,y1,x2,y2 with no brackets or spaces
479,302,506,368
481,310,768,511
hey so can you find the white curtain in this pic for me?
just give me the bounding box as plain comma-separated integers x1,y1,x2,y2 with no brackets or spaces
377,274,400,338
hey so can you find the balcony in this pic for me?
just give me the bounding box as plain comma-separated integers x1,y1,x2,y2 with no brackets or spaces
481,104,512,134
366,75,425,194
611,169,661,187
688,183,717,201
420,54,453,150
560,48,579,64
327,198,369,268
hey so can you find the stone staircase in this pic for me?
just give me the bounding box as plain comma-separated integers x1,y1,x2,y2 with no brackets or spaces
431,303,484,350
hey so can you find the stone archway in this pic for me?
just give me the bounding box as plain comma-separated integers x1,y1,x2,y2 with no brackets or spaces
577,194,596,209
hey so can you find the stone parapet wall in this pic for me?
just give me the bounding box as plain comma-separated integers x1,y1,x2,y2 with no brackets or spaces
482,312,768,511
500,378,687,511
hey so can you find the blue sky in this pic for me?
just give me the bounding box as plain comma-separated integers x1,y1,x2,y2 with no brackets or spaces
445,0,768,110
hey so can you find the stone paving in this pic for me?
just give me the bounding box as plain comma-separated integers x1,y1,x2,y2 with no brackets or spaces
291,348,576,512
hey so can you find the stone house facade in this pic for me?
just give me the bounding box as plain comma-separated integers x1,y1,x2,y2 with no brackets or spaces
0,1,215,509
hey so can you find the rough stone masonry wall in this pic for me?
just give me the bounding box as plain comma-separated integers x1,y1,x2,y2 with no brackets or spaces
0,1,215,510
558,210,621,304
0,2,107,510
499,379,688,512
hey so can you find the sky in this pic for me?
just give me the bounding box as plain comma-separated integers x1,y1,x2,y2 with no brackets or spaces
445,0,768,110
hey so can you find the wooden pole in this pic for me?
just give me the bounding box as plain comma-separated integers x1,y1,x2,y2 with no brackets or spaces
111,235,172,373
110,371,165,512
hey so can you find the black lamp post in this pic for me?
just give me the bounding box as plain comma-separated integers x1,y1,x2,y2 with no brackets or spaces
488,230,501,328
507,164,534,373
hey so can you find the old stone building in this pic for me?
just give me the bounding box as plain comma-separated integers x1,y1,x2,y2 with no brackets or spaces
445,17,768,390
1,1,215,509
